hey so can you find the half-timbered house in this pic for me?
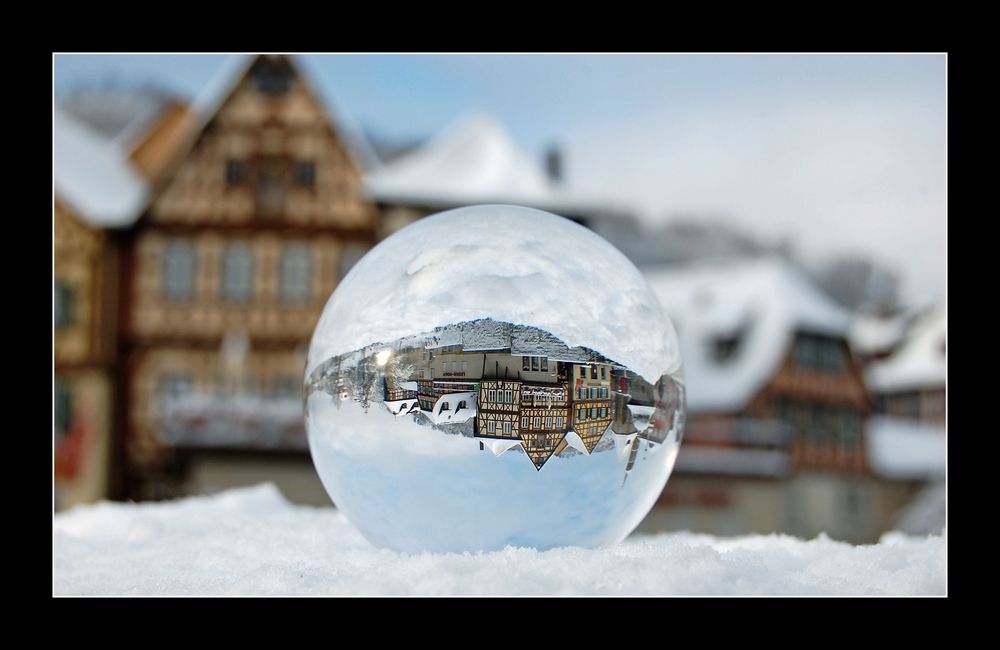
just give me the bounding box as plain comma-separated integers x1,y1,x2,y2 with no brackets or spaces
114,55,378,501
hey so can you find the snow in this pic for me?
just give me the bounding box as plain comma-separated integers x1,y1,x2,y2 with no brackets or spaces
866,416,946,480
53,107,149,228
53,483,946,596
365,111,625,215
849,311,912,357
307,205,682,385
866,303,946,393
643,257,852,412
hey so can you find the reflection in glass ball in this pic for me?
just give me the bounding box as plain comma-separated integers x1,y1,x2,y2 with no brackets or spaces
305,205,685,553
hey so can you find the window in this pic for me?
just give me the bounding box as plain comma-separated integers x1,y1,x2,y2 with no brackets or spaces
226,160,245,186
580,366,586,377
159,373,192,406
279,244,311,303
54,381,72,437
488,389,496,402
793,333,845,373
440,401,450,412
541,358,548,372
600,366,606,379
163,240,196,301
294,161,315,187
545,416,553,428
591,366,597,379
54,282,74,329
533,416,541,428
252,57,292,95
522,416,528,428
522,356,530,370
222,243,253,303
556,417,564,428
487,420,496,434
590,407,597,418
531,357,539,372
503,421,512,435
504,389,512,403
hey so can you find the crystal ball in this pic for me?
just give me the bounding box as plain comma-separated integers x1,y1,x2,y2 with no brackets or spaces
305,205,685,552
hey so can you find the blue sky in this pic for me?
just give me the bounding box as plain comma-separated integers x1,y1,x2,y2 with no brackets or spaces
53,53,946,306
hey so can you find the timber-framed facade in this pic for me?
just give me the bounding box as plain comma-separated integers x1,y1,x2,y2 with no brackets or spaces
118,55,378,499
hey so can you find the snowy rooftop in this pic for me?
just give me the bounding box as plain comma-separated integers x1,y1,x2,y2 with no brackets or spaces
643,258,852,413
866,304,947,393
849,311,913,357
53,483,946,596
58,86,177,152
866,415,946,480
53,107,149,228
364,112,627,216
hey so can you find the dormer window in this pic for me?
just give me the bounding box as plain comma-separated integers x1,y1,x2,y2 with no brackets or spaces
252,57,292,95
294,161,315,187
713,334,741,362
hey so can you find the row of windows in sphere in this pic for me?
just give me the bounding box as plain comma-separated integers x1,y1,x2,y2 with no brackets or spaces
161,240,364,303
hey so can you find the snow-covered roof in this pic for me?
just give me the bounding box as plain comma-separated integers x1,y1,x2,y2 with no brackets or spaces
53,107,149,228
58,86,177,153
866,415,945,480
849,311,912,357
364,111,627,216
643,257,853,413
866,304,946,393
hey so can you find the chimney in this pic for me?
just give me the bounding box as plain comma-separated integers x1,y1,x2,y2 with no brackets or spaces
544,144,563,185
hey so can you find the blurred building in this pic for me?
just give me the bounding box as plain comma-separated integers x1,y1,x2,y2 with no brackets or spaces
640,258,882,542
54,85,193,509
55,55,379,505
860,303,947,535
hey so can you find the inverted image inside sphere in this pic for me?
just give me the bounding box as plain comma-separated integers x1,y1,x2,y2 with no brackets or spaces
305,205,685,553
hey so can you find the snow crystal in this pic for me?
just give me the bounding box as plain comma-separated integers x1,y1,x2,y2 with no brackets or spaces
53,484,946,596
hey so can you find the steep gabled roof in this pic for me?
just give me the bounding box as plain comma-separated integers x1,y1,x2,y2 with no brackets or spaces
643,257,852,412
53,107,149,228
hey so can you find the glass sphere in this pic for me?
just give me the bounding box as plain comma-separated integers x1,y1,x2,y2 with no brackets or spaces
305,205,685,553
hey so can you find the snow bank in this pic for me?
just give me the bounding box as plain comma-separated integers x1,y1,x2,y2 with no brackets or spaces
53,484,946,596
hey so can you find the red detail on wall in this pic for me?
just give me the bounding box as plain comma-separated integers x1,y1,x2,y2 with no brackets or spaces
55,417,90,481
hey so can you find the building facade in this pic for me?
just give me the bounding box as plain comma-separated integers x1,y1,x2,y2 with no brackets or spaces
117,55,378,500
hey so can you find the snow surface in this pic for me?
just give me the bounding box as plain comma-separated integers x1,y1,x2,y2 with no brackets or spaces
643,258,851,412
52,484,946,596
53,107,149,227
866,303,946,393
866,416,946,480
307,205,682,385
